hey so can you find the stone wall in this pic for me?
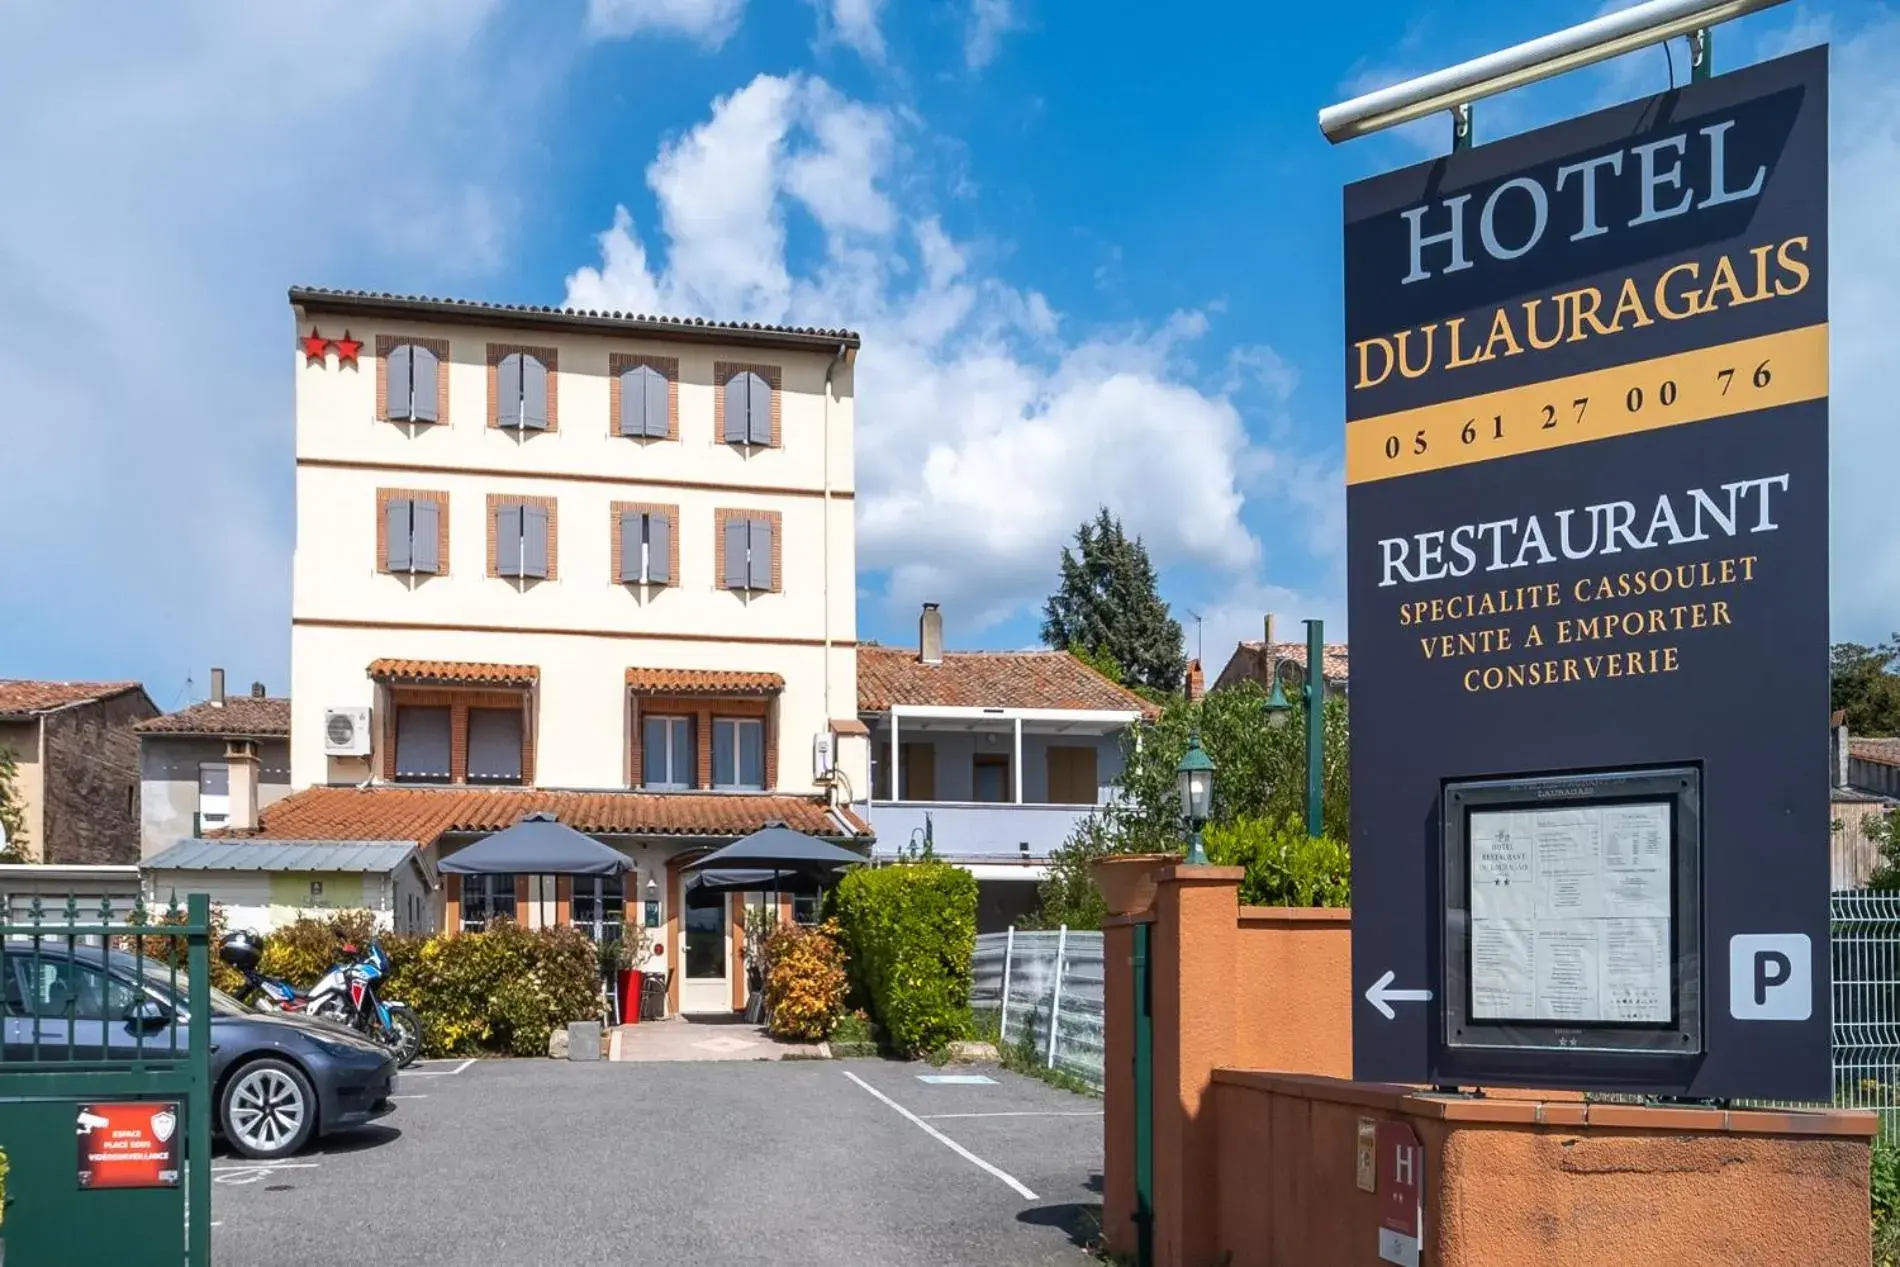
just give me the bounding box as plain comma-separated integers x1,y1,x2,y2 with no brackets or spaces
0,719,45,859
41,691,158,864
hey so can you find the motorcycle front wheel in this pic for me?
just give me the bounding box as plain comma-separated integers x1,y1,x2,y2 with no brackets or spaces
383,1003,423,1068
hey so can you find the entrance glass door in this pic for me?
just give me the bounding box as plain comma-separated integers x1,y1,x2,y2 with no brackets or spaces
680,881,729,1013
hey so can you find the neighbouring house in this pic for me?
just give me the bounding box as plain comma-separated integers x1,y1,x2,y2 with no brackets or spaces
141,840,437,935
1212,613,1350,697
857,603,1157,931
136,669,292,857
190,287,869,1014
0,681,158,864
1839,712,1900,889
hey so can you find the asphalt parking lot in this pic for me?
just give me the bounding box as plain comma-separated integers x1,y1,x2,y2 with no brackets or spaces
210,1056,1104,1267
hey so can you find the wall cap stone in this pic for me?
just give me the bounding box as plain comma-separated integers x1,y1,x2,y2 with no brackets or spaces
1237,906,1352,926
1210,1070,1879,1138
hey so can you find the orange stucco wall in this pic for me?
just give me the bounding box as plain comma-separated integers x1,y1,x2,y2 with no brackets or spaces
1212,1071,1873,1267
1101,865,1875,1267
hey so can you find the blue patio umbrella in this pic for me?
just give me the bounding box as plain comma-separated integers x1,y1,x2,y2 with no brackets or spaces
437,812,633,876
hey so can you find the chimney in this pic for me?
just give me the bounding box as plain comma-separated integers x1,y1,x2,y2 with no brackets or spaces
1833,712,1849,790
1262,613,1276,648
225,740,260,833
1185,659,1205,702
251,682,266,699
920,602,944,665
210,667,226,707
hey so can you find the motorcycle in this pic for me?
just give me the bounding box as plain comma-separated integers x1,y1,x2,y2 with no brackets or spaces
305,940,423,1070
221,931,422,1069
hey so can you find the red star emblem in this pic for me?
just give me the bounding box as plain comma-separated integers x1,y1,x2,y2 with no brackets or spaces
302,329,331,365
333,330,362,367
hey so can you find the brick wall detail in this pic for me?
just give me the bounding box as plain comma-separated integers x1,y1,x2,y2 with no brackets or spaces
40,692,157,865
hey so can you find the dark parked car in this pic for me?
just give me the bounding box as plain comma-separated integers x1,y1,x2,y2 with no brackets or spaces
3,941,396,1160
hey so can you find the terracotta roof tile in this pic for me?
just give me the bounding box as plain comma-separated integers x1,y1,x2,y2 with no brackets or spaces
1850,738,1900,770
0,680,143,718
368,659,539,687
624,668,784,695
220,785,868,848
135,696,290,738
856,646,1155,714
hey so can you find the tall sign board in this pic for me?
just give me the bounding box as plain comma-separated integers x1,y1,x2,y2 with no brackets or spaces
1345,47,1830,1097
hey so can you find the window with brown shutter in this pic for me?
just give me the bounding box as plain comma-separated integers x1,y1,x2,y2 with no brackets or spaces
1046,745,1100,805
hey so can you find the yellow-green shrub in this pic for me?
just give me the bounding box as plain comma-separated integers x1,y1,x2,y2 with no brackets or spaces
762,919,848,1041
1202,815,1350,908
828,862,976,1056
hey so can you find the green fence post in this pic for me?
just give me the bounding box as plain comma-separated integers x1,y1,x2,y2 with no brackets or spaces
1133,921,1153,1267
186,893,212,1267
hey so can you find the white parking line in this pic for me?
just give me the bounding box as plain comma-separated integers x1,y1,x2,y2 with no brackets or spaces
920,1111,1102,1120
842,1070,1038,1200
391,1094,429,1100
403,1058,475,1077
212,1162,320,1186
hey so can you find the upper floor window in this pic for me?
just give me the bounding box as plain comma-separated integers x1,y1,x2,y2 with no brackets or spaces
617,508,674,586
467,708,524,785
381,337,446,424
720,513,776,593
394,706,452,783
717,363,778,447
490,498,555,581
382,492,445,575
712,717,765,791
491,346,555,432
615,359,674,439
197,762,230,832
643,715,694,790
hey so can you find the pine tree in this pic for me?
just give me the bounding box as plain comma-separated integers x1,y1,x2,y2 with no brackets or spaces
1040,507,1187,694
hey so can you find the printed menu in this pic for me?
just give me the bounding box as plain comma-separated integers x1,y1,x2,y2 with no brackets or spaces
1467,802,1671,1024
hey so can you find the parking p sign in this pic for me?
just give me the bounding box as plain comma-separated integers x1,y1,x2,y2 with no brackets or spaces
1730,934,1813,1021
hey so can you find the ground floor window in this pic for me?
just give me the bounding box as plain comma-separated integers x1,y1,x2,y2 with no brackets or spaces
460,873,518,931
572,875,626,941
792,891,820,925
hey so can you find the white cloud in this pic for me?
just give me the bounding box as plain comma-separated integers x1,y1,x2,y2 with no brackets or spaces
965,0,1021,70
586,0,747,48
815,0,887,64
563,73,1327,644
0,0,534,687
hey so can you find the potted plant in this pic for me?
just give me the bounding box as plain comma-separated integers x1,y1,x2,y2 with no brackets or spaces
1091,852,1179,916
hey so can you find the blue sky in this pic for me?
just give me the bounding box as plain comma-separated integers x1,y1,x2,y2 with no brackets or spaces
0,0,1893,707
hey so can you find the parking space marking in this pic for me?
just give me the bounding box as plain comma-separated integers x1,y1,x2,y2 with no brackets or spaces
842,1070,1038,1201
916,1074,996,1085
920,1111,1102,1120
403,1058,475,1077
391,1094,429,1100
213,1161,320,1186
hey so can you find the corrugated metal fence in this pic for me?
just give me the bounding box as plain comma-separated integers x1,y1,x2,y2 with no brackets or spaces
973,928,1106,1090
975,894,1900,1123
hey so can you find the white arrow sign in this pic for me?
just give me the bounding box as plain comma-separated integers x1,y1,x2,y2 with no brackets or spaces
1365,970,1433,1020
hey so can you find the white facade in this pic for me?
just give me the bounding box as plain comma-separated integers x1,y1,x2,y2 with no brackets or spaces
287,298,864,798
139,866,436,936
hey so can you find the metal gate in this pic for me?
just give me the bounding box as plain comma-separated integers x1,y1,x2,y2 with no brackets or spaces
0,892,213,1265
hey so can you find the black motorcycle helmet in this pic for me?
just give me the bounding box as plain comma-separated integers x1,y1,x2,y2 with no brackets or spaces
218,928,264,971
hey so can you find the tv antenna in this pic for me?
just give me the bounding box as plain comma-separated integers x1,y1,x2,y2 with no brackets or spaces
1186,610,1204,663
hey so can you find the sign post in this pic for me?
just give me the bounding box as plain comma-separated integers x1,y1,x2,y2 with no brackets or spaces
1375,1120,1423,1266
1343,46,1830,1098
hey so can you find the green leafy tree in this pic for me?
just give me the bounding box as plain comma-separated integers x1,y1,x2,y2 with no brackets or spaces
1041,508,1187,695
1832,639,1900,736
0,747,29,863
1030,680,1351,928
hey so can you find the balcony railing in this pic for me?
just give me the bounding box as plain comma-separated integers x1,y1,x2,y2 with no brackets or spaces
862,800,1103,862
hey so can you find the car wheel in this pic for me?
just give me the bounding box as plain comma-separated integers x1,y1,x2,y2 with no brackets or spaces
221,1058,317,1160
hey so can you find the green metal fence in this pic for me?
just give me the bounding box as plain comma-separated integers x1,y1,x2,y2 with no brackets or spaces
0,891,213,1266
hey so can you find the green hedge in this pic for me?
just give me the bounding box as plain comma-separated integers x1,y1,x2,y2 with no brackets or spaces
828,862,976,1056
1202,814,1351,908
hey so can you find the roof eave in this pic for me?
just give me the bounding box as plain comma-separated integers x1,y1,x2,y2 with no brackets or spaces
290,288,862,355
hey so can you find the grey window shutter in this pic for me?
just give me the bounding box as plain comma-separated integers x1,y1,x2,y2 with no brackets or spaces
647,512,671,584
617,368,643,437
386,345,414,419
747,518,772,590
643,366,669,437
522,504,549,578
387,497,414,571
467,709,523,783
722,376,748,443
618,511,642,583
497,353,523,428
723,518,749,589
496,504,523,576
410,345,439,423
521,356,549,431
410,499,440,574
746,372,772,444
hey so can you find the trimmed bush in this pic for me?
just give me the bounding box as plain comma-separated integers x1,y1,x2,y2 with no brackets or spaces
113,900,246,995
828,861,976,1056
762,919,848,1041
1202,814,1350,908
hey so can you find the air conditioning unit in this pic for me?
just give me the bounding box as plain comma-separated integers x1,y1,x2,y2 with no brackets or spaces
812,732,835,779
324,706,373,757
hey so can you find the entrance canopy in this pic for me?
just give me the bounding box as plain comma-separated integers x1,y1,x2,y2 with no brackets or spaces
682,824,867,879
438,812,633,877
686,868,822,896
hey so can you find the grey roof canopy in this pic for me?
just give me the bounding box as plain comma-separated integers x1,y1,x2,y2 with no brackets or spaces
683,824,868,878
144,840,420,874
438,813,633,877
